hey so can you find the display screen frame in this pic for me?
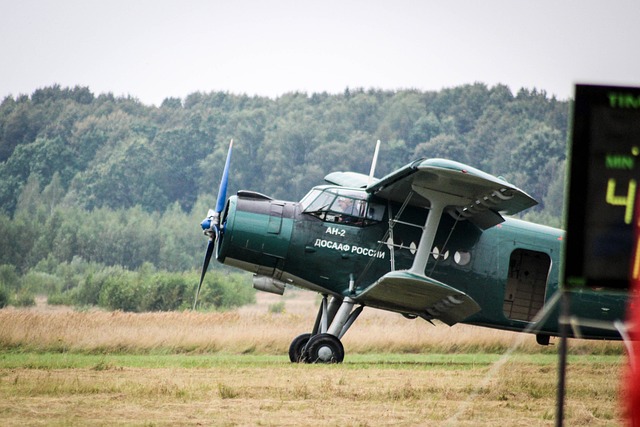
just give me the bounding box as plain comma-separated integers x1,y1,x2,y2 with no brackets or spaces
564,84,640,291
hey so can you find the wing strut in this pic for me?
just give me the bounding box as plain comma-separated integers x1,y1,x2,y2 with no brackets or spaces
387,191,415,272
408,188,467,277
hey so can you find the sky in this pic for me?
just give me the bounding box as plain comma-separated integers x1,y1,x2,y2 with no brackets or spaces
2,0,640,106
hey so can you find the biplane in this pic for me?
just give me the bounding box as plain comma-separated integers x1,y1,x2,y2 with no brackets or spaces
195,141,627,363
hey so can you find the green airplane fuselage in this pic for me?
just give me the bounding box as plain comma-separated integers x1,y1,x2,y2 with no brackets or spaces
217,188,626,341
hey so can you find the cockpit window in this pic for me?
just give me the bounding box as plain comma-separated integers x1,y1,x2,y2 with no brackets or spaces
299,189,323,211
331,196,361,217
300,186,385,226
365,202,384,222
303,191,334,213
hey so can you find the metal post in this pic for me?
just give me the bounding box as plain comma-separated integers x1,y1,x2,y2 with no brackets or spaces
555,289,570,427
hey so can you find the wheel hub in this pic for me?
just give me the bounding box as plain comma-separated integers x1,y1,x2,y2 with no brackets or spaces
317,345,334,362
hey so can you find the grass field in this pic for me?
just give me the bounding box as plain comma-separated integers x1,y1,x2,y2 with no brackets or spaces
0,291,628,425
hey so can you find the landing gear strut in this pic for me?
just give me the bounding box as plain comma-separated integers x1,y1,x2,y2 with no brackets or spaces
289,295,363,364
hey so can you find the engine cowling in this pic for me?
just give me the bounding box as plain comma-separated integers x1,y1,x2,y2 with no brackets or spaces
217,194,294,277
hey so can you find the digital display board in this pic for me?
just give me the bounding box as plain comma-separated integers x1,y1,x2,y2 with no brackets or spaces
564,84,640,290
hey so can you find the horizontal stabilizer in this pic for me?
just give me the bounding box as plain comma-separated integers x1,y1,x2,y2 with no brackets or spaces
356,270,481,326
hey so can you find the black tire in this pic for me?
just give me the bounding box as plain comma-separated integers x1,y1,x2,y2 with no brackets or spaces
288,333,311,363
304,333,344,364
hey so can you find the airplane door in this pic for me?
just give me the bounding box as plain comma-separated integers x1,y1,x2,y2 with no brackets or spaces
503,249,551,322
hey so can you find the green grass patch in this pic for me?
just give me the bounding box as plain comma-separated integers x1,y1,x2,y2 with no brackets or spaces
0,351,623,370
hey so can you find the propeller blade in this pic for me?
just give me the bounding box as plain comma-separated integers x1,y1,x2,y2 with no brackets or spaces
193,238,215,310
195,139,233,310
215,139,233,214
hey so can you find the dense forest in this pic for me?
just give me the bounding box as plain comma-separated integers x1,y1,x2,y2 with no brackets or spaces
0,83,569,310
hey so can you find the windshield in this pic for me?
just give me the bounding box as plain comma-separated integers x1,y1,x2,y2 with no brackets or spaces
300,186,385,226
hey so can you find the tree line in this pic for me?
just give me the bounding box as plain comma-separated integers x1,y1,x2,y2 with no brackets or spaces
0,83,569,310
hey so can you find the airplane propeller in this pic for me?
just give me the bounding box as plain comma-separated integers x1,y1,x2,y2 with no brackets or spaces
193,139,233,310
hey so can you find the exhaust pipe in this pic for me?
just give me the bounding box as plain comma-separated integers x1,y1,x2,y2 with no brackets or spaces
253,275,286,295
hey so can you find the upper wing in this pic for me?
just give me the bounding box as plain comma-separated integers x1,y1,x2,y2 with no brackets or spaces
355,270,481,326
366,158,538,229
324,171,374,188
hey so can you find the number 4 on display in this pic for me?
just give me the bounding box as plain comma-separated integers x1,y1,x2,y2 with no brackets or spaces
606,178,637,225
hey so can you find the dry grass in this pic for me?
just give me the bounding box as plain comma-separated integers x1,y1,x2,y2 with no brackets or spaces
0,355,624,426
0,290,624,356
0,291,627,425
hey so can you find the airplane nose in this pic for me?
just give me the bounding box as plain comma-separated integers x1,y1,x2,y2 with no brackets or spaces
216,195,293,274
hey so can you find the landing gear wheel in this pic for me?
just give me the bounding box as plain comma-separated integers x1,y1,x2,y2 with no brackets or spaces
288,333,311,363
304,333,344,364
